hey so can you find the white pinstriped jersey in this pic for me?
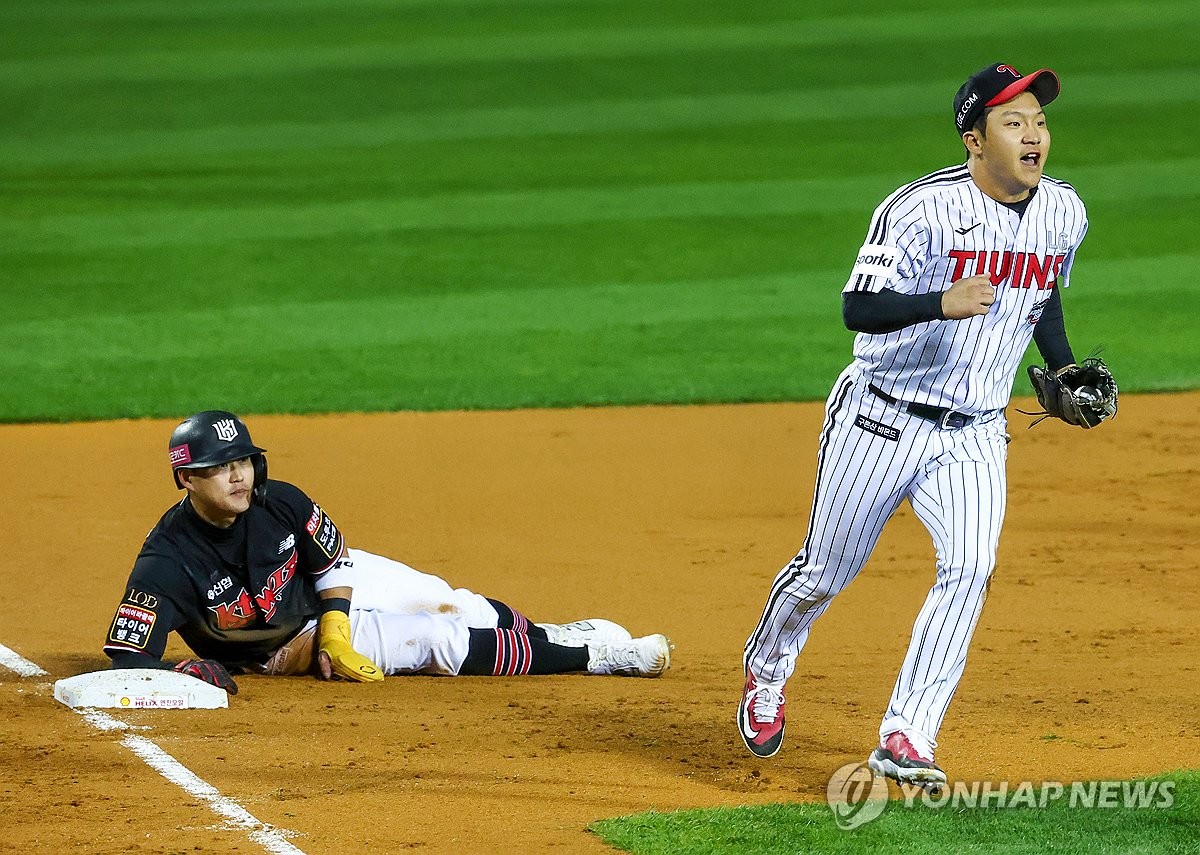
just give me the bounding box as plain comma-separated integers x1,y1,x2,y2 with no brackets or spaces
843,163,1088,414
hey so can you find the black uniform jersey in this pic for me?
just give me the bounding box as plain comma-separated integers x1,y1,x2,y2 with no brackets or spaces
104,479,344,667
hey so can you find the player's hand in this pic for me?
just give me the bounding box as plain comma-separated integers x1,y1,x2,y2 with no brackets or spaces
173,658,239,695
317,611,384,682
940,274,996,319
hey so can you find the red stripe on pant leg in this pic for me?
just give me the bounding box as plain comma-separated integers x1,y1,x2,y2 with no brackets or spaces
518,632,532,675
505,630,518,676
492,628,505,676
512,611,528,634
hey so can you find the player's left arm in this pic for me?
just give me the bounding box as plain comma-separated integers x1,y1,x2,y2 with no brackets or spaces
314,583,384,683
1031,286,1075,372
1036,209,1088,373
268,481,384,682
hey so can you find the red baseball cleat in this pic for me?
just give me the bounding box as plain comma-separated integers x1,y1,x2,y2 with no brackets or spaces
868,730,947,789
737,672,786,758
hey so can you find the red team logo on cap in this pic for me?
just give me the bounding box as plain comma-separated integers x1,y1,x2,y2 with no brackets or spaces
996,65,1020,78
169,444,192,466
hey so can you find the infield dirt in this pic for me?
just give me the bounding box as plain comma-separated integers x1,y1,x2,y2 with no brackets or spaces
1,394,1196,853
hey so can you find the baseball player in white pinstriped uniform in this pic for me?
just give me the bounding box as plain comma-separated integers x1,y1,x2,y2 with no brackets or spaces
738,63,1097,789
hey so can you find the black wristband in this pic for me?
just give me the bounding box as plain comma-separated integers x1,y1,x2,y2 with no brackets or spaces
320,597,352,615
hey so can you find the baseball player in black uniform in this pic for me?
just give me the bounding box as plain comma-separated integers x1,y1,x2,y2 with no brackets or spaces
104,411,671,692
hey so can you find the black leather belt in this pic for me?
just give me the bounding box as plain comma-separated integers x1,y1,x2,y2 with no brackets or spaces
868,383,975,430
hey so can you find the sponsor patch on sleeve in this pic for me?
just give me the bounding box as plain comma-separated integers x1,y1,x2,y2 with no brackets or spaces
107,603,157,650
309,510,342,559
305,503,322,535
850,243,900,283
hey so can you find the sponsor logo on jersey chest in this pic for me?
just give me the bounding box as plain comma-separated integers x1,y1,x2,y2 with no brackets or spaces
207,576,234,601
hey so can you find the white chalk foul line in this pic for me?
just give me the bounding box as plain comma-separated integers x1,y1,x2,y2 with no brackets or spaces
120,728,305,855
1,647,305,855
0,642,49,676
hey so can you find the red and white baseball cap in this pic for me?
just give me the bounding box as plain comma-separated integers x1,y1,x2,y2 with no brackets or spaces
953,63,1060,134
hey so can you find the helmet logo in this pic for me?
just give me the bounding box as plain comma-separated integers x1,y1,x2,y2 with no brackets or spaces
212,419,239,442
169,444,192,466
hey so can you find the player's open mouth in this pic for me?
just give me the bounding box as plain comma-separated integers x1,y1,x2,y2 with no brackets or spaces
1020,152,1041,167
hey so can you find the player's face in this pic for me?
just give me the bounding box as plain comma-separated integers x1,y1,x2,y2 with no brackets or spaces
969,91,1051,202
180,457,254,527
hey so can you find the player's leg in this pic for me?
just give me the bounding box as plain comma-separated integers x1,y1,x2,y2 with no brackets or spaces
456,629,669,677
336,549,503,628
347,610,472,675
341,549,631,646
347,611,668,677
745,371,928,682
740,369,932,756
875,420,1008,775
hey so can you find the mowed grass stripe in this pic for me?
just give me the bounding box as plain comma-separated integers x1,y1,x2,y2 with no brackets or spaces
2,1,1194,84
3,271,832,366
3,254,1191,419
5,160,1197,253
0,0,548,21
3,254,1190,364
3,69,1194,167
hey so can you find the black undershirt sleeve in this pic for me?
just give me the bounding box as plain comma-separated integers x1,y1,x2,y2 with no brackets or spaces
1031,285,1075,371
842,289,945,334
843,284,1076,371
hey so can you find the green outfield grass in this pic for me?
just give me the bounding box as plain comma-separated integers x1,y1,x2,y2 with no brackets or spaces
1,0,1197,421
592,771,1200,855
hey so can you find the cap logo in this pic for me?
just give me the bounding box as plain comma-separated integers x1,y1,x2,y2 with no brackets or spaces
169,444,192,466
212,419,239,442
996,65,1020,78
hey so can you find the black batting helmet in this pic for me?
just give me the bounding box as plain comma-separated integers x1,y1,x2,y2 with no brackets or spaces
168,410,268,502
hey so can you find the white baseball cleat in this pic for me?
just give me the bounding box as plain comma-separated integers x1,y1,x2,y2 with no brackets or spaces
537,618,632,648
586,634,672,677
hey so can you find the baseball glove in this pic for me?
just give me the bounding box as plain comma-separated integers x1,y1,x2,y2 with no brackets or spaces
173,658,239,694
1025,356,1118,429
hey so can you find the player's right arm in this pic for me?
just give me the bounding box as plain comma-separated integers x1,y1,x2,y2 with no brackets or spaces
103,560,239,692
843,275,994,332
937,275,996,319
103,556,180,667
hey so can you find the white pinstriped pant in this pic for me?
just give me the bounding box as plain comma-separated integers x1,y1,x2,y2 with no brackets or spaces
745,363,1009,743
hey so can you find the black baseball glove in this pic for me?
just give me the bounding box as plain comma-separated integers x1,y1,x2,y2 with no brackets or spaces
1025,356,1118,429
173,658,239,695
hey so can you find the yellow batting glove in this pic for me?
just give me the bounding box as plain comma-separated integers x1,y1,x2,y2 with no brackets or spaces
317,611,384,682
